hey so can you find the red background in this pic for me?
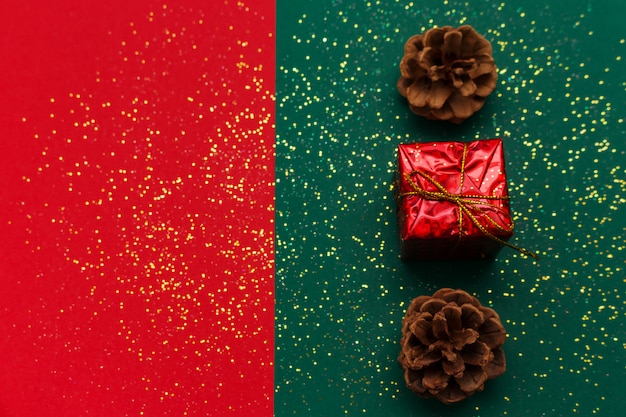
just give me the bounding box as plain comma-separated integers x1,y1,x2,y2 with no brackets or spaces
0,1,275,415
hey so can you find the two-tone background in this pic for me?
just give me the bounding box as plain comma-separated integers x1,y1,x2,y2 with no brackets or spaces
1,0,624,416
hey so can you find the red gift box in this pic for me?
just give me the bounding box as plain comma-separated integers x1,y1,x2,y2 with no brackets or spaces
396,139,533,260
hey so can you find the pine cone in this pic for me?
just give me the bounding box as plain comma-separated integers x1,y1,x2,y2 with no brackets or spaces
398,288,506,404
397,25,498,123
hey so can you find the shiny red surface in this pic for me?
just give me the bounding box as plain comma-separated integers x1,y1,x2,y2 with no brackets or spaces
0,1,274,416
397,139,513,259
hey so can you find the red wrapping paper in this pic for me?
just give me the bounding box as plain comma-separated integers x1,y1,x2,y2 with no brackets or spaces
397,139,514,260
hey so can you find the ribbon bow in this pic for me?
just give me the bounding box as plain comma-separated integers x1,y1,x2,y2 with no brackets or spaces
400,146,538,259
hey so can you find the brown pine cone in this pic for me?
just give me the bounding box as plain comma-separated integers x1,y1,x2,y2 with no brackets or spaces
398,288,506,404
397,25,498,123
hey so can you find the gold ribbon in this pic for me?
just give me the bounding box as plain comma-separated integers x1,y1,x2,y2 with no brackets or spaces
400,144,538,259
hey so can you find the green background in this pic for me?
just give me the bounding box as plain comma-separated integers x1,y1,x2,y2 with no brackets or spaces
275,0,625,415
